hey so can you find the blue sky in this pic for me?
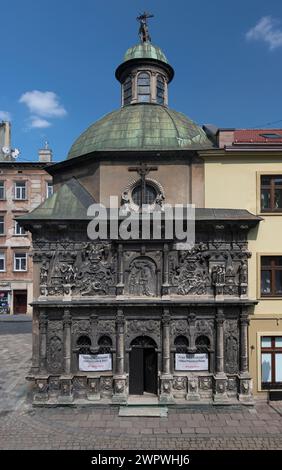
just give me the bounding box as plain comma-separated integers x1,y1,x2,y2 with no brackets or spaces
1,0,282,162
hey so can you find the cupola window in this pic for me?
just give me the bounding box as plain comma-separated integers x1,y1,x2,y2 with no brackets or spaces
132,182,157,206
137,72,151,102
123,77,132,105
156,75,165,105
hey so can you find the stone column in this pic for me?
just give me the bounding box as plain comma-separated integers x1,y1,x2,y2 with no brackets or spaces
39,310,48,372
239,309,253,403
160,308,174,403
162,309,171,375
117,243,124,295
116,309,125,376
113,309,127,403
63,309,72,374
162,243,170,295
239,314,249,375
213,308,228,403
30,309,40,374
215,309,225,374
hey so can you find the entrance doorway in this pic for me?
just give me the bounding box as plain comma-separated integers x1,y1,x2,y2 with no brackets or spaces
13,290,27,314
129,336,158,395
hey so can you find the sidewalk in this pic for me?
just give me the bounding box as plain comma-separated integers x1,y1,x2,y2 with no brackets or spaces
0,314,32,322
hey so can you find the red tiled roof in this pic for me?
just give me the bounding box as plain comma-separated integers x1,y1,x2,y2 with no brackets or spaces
234,129,282,144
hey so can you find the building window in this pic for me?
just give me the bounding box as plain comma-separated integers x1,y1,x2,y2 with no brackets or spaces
195,335,210,353
0,216,4,235
0,181,5,200
261,175,282,212
261,336,282,389
14,253,27,271
0,252,5,271
261,256,282,296
156,75,165,105
14,181,26,200
14,220,26,236
77,335,91,354
137,72,151,102
98,335,112,354
131,182,157,206
174,335,189,353
46,181,53,198
123,77,132,105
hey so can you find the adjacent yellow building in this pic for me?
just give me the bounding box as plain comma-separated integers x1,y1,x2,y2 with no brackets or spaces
201,128,282,399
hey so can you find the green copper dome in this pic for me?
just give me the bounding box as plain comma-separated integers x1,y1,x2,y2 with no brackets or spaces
67,104,213,159
123,43,168,64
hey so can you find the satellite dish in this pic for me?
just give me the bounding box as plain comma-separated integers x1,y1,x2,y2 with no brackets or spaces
1,146,10,155
11,148,20,158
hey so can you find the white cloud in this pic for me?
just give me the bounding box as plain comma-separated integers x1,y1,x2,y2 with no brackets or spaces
29,116,52,129
0,110,11,121
246,16,282,50
19,90,67,118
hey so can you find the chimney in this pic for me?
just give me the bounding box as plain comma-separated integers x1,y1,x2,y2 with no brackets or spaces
38,141,53,163
0,121,11,159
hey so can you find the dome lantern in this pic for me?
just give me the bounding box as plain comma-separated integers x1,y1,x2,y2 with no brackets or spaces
115,12,174,108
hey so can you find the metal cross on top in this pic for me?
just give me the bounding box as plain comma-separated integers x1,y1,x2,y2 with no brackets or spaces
137,11,154,43
128,162,158,207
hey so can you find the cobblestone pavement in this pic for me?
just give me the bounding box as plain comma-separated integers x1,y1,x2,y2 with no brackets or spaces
0,329,282,450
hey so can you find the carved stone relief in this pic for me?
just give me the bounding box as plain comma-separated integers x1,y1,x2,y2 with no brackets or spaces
47,321,64,373
224,320,239,374
39,242,117,297
127,257,157,296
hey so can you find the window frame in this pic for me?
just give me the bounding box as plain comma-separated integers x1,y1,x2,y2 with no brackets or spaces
260,255,282,297
46,181,53,199
14,181,27,200
0,215,5,235
0,181,5,200
0,252,6,272
156,74,165,105
260,174,282,212
14,252,27,272
14,220,26,236
261,336,282,389
137,71,151,103
123,76,132,106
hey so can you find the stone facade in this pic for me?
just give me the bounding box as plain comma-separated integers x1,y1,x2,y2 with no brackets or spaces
25,219,257,405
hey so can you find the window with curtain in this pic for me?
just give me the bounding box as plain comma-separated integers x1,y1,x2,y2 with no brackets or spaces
261,336,282,389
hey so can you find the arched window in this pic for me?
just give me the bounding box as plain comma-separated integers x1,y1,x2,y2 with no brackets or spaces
156,76,165,105
174,335,189,353
132,182,157,206
98,335,112,354
123,77,132,105
77,335,91,354
195,335,210,353
137,72,151,102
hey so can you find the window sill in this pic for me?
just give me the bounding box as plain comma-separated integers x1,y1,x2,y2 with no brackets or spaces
13,234,28,237
13,270,28,273
260,296,282,300
13,199,28,202
258,211,282,216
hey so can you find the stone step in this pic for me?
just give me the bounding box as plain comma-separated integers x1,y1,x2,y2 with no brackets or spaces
119,406,168,417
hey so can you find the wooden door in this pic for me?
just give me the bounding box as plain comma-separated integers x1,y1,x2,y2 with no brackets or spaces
13,290,27,314
144,348,157,394
129,347,144,395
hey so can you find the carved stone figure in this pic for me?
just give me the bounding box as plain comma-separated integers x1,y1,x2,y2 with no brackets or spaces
173,377,186,390
40,260,49,284
128,258,156,296
225,336,238,372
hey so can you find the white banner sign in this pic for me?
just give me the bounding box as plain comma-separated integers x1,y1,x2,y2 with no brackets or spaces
79,354,112,372
175,353,208,371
